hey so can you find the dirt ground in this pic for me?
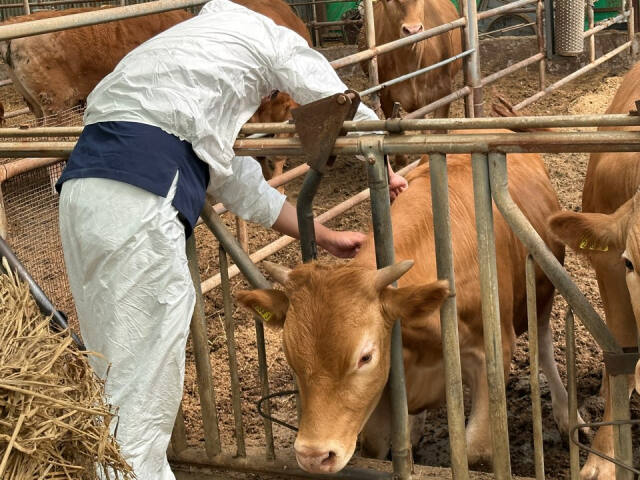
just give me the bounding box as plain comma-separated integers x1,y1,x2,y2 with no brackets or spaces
1,47,639,480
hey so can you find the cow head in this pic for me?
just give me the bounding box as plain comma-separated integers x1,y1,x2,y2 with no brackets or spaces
382,0,425,38
250,90,300,123
548,191,640,394
236,260,449,474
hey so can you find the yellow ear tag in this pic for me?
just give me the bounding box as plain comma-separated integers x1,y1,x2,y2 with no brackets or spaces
253,305,273,322
578,238,608,252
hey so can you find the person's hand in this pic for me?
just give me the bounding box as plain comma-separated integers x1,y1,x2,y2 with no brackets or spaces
318,230,367,258
388,168,408,203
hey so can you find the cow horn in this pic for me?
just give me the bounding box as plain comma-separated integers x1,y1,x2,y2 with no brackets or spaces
263,261,292,285
374,260,415,290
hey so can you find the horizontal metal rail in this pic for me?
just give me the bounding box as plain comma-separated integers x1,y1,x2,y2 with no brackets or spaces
0,0,207,41
7,113,640,138
476,0,537,20
514,41,633,111
0,0,113,9
583,12,628,38
359,48,474,97
5,130,640,157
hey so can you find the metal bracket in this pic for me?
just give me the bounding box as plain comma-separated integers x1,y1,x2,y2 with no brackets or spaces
603,347,640,375
291,90,360,173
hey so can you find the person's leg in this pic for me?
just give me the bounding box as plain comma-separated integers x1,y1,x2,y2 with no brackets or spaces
59,175,194,480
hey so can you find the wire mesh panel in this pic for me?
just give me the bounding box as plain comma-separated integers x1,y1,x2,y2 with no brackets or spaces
2,160,76,322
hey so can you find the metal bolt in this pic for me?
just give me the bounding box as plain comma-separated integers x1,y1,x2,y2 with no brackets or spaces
366,153,376,165
336,95,347,105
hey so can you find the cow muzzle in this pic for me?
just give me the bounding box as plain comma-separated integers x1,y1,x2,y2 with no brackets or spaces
294,438,353,474
401,23,424,36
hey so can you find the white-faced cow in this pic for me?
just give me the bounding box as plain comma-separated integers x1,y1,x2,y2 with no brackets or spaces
549,61,640,480
238,141,578,473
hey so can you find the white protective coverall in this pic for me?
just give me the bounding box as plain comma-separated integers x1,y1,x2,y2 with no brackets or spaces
59,0,379,478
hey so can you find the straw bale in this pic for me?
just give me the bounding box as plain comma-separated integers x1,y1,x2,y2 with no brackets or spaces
0,259,134,479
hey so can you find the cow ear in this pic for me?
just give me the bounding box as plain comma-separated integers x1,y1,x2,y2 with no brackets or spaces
380,280,450,328
548,202,633,254
236,289,289,329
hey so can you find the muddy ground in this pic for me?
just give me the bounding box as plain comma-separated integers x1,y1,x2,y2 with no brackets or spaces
1,46,638,480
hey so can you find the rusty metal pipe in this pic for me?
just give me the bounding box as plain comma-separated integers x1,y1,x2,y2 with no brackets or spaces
0,0,208,41
565,309,579,480
526,255,545,480
471,152,511,480
362,139,412,479
429,152,470,480
514,41,633,111
487,153,622,353
186,235,222,457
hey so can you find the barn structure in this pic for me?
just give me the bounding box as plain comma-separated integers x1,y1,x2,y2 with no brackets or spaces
0,1,638,479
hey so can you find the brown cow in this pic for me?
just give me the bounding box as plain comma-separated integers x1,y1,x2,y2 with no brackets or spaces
0,7,193,120
548,62,640,480
238,143,577,473
361,0,463,119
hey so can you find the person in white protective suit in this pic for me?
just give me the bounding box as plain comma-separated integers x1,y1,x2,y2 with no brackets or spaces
56,0,407,478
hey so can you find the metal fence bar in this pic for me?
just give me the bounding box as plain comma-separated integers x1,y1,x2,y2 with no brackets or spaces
588,2,596,63
199,202,275,459
565,308,580,480
0,0,207,40
525,255,544,480
536,0,545,91
627,0,636,56
480,54,544,89
186,234,222,458
487,153,621,354
10,114,640,138
0,185,7,239
0,0,110,9
428,152,470,480
362,139,411,479
462,0,483,117
170,405,189,457
359,49,474,98
470,152,511,480
363,0,381,115
584,12,627,38
310,0,320,47
514,41,633,111
21,0,29,15
13,130,640,158
219,244,246,458
609,373,633,480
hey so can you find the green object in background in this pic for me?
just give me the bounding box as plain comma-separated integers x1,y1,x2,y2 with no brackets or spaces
326,1,357,21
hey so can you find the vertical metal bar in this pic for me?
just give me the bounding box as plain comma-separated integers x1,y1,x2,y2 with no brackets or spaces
22,0,29,15
236,216,249,252
460,0,474,118
627,0,637,56
470,152,511,480
186,234,222,457
199,203,275,459
525,255,545,480
543,0,554,59
311,0,321,47
364,142,412,480
536,0,546,90
219,244,246,458
363,0,381,116
297,169,323,263
462,0,483,118
587,0,595,63
170,405,189,457
0,184,8,240
609,373,633,480
565,308,580,480
428,152,470,480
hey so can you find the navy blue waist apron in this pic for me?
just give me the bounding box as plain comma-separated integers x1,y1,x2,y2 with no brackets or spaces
56,121,210,238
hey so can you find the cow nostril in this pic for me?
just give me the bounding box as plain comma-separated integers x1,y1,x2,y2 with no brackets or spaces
322,451,337,465
402,26,411,35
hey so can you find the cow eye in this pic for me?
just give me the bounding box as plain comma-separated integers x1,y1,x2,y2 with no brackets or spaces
624,257,634,272
358,353,373,368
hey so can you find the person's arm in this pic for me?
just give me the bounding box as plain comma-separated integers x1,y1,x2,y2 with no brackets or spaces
271,202,366,258
209,156,366,258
